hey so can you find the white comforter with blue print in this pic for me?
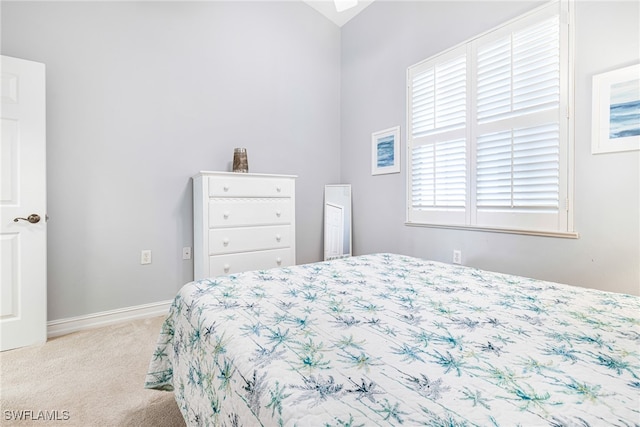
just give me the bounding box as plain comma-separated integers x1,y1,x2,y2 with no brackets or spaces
145,253,640,426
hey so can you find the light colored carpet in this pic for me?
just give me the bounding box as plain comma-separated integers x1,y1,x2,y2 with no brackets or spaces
0,316,185,427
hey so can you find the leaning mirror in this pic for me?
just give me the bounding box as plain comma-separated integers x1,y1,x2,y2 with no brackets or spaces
324,184,352,261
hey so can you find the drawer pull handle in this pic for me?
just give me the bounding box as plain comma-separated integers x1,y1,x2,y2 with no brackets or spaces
223,211,230,219
223,238,230,246
276,257,282,265
224,264,230,272
276,186,282,192
223,185,230,192
275,234,281,242
275,210,282,217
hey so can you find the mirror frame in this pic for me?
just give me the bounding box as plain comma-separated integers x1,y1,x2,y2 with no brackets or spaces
323,184,352,261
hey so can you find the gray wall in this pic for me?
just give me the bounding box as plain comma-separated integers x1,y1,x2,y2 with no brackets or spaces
1,1,341,320
341,1,640,296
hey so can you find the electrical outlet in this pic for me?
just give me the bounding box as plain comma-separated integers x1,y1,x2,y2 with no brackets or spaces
182,247,192,260
141,250,152,265
453,250,462,265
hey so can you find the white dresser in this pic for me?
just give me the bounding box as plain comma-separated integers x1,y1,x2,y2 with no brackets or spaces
193,171,296,280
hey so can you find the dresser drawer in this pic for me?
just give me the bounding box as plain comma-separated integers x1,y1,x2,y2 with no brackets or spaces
209,198,292,227
209,248,294,276
208,176,294,197
208,225,291,255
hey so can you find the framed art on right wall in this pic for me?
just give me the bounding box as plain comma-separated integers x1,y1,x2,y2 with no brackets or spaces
592,63,640,154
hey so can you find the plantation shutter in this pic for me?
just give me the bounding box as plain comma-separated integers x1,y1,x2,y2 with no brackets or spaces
409,48,468,225
412,138,466,208
476,124,559,209
407,0,571,234
475,14,561,213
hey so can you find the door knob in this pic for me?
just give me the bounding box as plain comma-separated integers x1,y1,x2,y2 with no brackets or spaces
13,214,41,224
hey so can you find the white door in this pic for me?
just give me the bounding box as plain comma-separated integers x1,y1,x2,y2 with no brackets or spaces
0,55,47,351
324,202,344,260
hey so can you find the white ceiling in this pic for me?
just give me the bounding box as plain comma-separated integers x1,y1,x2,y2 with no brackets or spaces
302,0,375,27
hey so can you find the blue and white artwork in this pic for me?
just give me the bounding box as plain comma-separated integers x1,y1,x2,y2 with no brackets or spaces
372,126,400,174
609,78,640,139
376,135,395,167
592,64,640,154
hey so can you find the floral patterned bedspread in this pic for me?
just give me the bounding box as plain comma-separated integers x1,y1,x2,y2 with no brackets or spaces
145,253,640,426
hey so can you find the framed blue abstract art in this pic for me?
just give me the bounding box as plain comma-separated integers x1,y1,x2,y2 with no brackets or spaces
371,126,400,175
592,64,640,154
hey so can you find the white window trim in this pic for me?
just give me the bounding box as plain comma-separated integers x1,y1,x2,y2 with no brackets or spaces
405,0,577,238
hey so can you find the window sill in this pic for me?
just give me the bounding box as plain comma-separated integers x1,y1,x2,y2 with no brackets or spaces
404,222,579,239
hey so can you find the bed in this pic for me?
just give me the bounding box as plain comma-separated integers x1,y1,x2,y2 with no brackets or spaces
145,253,640,426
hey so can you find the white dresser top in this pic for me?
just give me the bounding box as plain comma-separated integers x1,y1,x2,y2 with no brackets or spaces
194,171,297,179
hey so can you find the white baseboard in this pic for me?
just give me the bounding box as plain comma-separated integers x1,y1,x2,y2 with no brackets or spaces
47,300,173,338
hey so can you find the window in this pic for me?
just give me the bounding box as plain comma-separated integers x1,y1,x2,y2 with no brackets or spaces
407,1,575,236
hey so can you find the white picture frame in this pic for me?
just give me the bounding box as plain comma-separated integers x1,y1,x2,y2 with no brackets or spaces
371,126,400,175
591,64,640,154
